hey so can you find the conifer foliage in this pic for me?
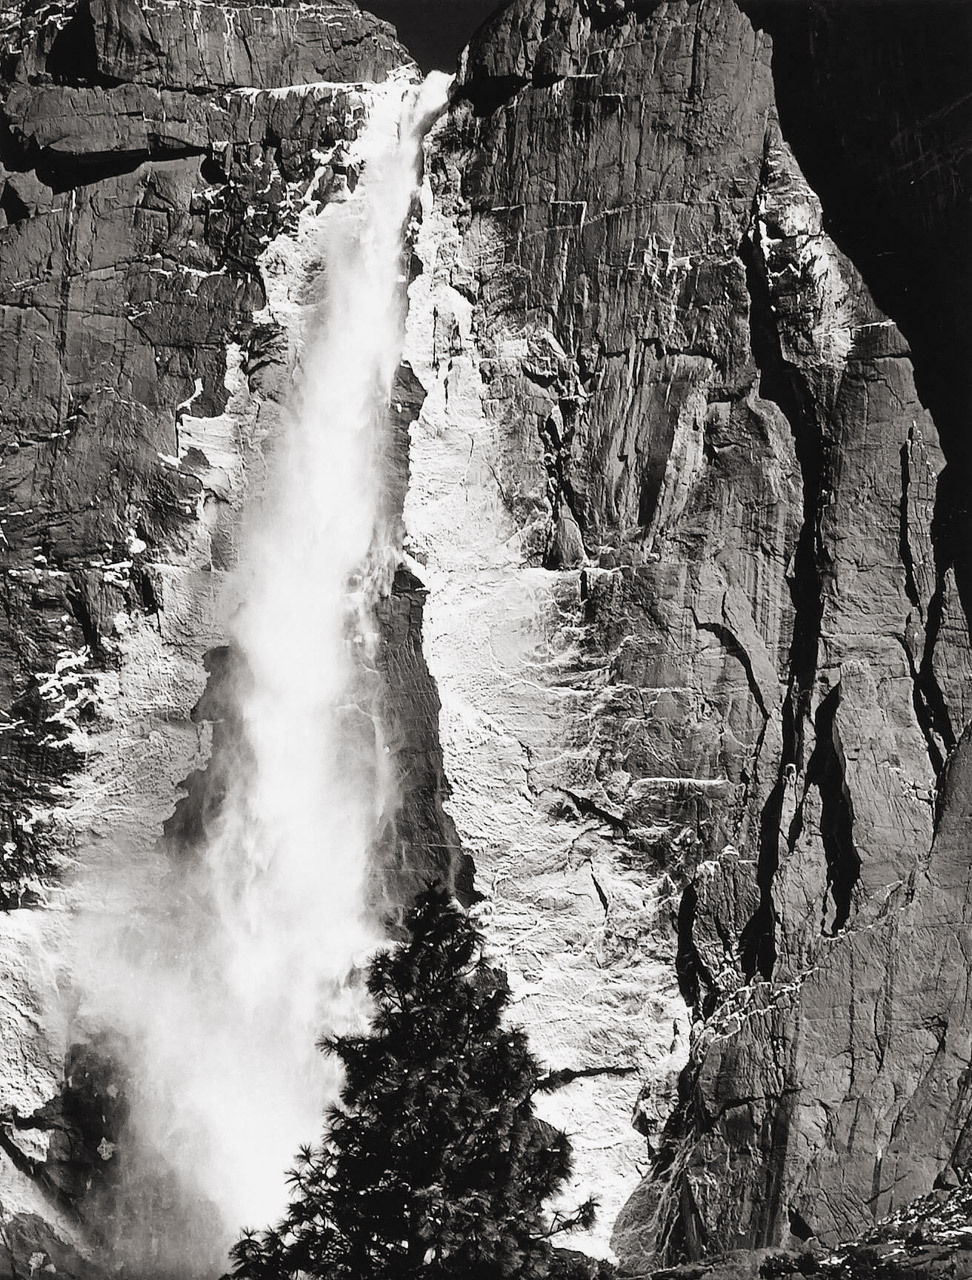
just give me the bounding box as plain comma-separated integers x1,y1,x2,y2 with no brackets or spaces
229,884,596,1279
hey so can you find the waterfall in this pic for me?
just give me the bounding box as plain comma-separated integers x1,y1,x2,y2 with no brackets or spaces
71,69,453,1277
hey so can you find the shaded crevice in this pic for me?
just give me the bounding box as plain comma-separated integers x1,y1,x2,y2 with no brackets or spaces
740,762,785,978
36,146,207,193
541,1063,637,1089
925,463,969,752
693,613,769,720
788,1206,814,1243
0,180,29,224
45,3,118,88
64,576,104,663
688,0,709,103
898,632,950,785
805,684,859,934
917,577,957,768
456,74,529,117
591,870,609,914
548,784,628,834
675,883,718,1018
636,411,677,532
674,1172,709,1263
0,113,35,176
899,418,957,782
162,645,240,856
584,0,665,31
738,174,828,980
898,438,922,611
539,405,587,568
753,1082,797,1248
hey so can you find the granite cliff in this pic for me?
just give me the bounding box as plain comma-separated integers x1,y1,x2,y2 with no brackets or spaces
416,0,972,1271
0,0,970,1275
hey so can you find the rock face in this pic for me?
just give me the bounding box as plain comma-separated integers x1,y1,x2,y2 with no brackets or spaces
404,121,688,1253
413,0,972,1270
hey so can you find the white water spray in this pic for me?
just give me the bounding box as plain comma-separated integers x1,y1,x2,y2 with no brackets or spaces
72,69,452,1276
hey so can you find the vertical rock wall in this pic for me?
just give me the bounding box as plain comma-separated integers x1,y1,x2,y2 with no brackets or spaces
404,134,687,1252
416,0,972,1269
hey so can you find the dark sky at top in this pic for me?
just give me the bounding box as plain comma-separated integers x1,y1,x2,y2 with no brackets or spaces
359,0,504,70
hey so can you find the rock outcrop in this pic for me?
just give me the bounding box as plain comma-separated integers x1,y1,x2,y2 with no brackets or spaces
410,0,972,1270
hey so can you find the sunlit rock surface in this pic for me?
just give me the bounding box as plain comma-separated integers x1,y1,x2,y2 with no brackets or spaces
404,134,686,1257
418,0,972,1272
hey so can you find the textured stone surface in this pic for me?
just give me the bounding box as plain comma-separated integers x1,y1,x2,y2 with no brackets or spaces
426,0,972,1270
404,138,687,1254
92,0,402,89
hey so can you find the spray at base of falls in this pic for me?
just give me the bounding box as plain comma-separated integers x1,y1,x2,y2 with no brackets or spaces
70,68,453,1277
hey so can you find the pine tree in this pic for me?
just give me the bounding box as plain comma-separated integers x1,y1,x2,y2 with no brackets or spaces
229,884,597,1280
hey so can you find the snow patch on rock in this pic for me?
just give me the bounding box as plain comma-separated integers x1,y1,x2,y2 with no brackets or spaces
403,126,686,1260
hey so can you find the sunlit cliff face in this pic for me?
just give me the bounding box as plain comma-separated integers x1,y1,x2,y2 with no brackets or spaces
70,69,453,1278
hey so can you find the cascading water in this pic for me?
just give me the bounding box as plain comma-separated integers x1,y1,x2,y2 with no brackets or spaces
71,68,453,1277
